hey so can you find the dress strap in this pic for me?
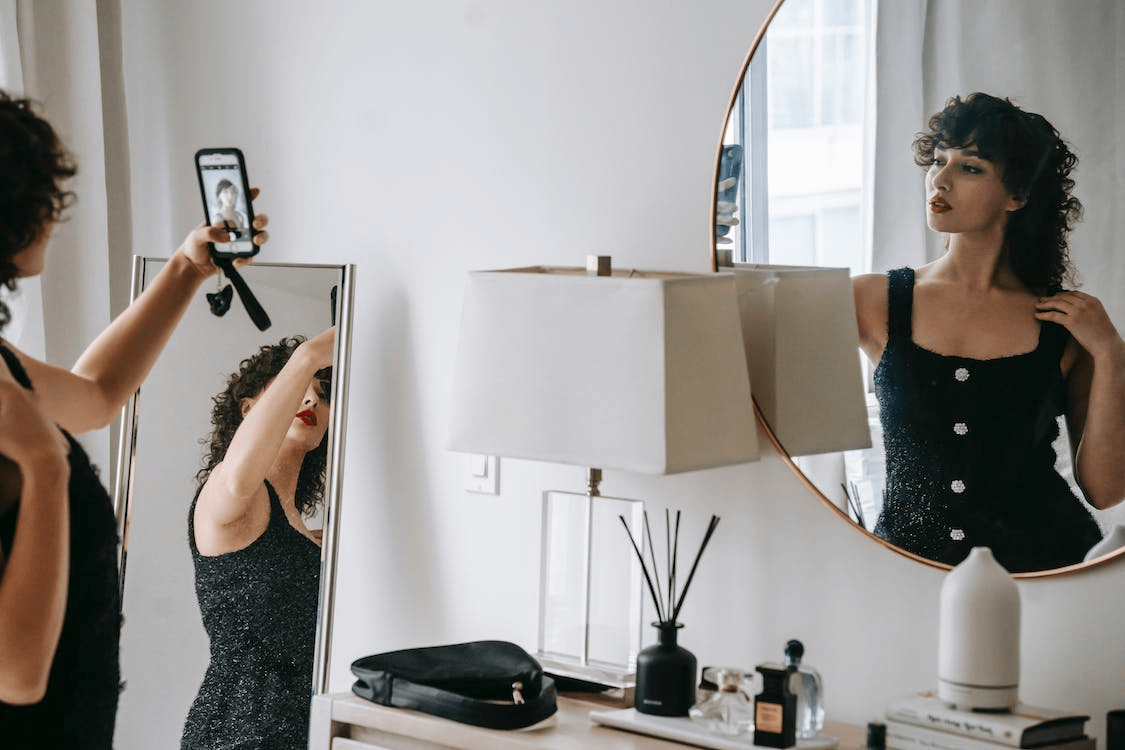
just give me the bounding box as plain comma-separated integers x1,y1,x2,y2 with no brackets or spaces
886,267,915,341
1038,320,1071,364
0,341,32,389
188,480,284,555
263,480,286,525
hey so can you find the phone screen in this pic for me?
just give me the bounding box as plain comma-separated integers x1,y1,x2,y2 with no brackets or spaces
195,148,257,257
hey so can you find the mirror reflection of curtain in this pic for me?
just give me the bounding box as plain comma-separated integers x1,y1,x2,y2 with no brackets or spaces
871,0,1125,332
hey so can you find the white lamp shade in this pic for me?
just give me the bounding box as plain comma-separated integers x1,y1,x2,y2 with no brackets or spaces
448,266,759,474
726,264,871,457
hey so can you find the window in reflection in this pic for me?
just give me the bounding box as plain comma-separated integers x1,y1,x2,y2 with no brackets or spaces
724,0,874,273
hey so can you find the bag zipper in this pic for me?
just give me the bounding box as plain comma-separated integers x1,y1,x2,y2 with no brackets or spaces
511,681,525,705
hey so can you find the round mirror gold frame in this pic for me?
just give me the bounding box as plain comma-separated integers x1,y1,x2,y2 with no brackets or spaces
710,0,1125,579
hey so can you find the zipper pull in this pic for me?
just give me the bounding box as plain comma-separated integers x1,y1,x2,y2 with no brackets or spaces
511,681,525,705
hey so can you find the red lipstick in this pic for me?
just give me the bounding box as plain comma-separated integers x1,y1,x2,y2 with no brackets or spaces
930,196,952,213
297,410,317,426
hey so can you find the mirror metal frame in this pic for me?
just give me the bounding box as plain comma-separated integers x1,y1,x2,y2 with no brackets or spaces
710,0,1125,579
110,256,356,696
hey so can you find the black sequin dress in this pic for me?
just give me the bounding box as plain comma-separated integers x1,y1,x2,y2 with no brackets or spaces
872,268,1103,573
0,343,121,748
181,481,320,750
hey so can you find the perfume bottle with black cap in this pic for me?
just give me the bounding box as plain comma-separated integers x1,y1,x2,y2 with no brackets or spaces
784,639,824,739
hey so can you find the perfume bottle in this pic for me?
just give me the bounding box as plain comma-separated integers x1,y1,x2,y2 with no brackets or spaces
754,663,797,748
688,667,754,736
785,639,825,739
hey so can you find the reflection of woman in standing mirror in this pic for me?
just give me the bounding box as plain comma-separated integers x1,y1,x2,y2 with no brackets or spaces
181,329,334,750
0,91,268,747
213,178,248,229
853,93,1125,573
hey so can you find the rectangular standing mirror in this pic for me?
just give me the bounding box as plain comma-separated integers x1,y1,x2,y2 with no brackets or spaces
111,258,354,748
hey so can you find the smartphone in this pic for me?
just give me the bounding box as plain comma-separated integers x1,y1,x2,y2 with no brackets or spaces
194,147,258,259
715,144,744,238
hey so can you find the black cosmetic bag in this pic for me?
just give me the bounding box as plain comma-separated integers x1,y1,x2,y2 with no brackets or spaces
350,640,558,730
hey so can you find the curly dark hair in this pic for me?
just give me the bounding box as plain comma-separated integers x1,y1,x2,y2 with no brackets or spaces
196,336,332,517
912,92,1082,295
0,91,78,330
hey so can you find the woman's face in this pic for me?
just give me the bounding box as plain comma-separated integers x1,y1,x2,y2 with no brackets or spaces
218,185,238,210
11,221,54,278
239,376,331,453
925,144,1024,237
287,378,331,451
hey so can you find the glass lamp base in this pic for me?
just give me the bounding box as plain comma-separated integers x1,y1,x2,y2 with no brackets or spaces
538,653,635,690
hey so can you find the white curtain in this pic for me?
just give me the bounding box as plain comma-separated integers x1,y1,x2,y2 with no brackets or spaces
0,0,46,361
870,0,1125,329
0,0,133,473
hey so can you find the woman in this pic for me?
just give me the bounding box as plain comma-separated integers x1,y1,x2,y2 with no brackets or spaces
853,93,1125,573
213,178,248,229
182,330,334,750
0,91,268,745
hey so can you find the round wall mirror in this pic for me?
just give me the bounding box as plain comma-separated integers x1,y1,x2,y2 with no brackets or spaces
713,0,1125,577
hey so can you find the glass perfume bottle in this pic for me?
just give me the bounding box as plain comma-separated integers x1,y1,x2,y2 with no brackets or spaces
785,639,824,739
689,667,754,736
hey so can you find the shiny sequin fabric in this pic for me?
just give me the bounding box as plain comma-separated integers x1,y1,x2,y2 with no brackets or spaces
0,344,121,748
872,268,1102,573
182,481,320,749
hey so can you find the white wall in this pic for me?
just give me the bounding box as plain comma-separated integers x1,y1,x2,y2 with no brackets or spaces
115,0,1125,744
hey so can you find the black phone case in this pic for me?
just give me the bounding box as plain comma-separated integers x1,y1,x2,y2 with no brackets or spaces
194,147,258,260
715,144,744,238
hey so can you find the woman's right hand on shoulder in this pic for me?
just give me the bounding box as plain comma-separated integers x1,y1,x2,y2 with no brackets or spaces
0,371,69,475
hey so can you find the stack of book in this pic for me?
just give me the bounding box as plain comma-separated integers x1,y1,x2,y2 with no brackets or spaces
884,691,1092,750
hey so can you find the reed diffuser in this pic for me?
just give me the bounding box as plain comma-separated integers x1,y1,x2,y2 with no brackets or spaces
620,510,720,716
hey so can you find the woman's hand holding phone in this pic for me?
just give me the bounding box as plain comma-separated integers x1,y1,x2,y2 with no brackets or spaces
178,187,270,279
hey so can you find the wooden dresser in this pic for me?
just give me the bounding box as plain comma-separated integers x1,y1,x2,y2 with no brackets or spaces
309,692,866,750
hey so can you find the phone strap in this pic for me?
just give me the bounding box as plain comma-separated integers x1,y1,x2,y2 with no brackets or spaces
215,258,272,331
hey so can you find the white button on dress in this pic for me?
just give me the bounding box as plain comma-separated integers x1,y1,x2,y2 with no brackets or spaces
955,367,970,382
954,422,968,435
951,480,966,494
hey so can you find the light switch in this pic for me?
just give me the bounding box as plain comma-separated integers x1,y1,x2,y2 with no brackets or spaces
465,454,499,495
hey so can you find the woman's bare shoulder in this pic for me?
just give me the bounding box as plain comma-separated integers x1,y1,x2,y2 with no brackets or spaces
852,273,888,310
852,272,889,358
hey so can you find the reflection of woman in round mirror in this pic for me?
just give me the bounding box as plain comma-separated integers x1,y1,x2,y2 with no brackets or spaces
181,329,334,750
213,178,247,229
0,91,268,747
853,93,1125,574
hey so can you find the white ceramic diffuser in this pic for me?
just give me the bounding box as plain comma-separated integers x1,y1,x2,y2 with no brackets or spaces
937,547,1020,710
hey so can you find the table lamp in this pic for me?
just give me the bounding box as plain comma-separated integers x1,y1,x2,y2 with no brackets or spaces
722,263,871,457
448,257,759,689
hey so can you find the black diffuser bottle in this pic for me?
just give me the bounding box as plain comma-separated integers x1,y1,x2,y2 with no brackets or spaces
619,511,720,718
634,621,697,716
